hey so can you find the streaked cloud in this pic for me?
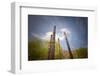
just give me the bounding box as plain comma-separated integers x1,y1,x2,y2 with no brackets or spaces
31,32,40,38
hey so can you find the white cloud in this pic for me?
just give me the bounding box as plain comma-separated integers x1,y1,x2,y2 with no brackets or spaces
42,31,64,41
42,30,68,41
46,32,53,36
56,33,64,41
60,28,71,35
42,32,53,40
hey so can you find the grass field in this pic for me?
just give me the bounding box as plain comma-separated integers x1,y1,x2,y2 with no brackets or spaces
28,36,88,61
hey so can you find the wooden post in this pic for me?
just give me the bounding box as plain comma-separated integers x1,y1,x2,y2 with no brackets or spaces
51,26,56,59
64,32,73,59
48,26,56,59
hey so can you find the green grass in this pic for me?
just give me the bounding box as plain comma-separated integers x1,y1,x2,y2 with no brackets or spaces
28,37,88,61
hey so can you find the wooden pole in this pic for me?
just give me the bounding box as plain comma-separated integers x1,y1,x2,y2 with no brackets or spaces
48,26,56,59
64,32,73,59
51,26,56,59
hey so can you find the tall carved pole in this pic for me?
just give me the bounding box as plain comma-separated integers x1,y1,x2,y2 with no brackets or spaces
48,26,56,59
51,26,56,59
64,32,73,59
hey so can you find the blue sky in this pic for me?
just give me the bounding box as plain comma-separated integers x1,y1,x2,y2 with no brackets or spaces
28,15,88,51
